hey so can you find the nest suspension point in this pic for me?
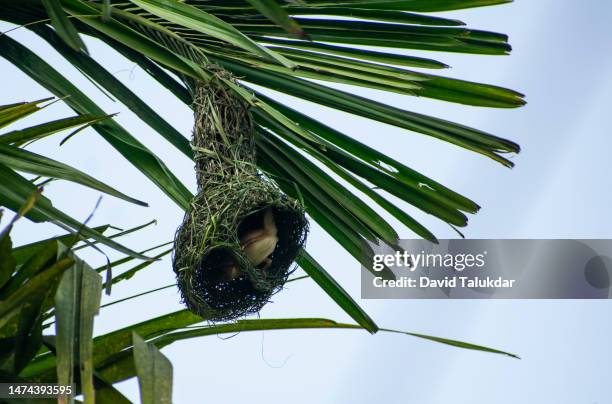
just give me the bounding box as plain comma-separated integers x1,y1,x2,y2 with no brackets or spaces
173,73,308,321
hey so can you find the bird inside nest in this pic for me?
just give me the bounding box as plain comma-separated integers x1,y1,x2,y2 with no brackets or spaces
222,207,279,282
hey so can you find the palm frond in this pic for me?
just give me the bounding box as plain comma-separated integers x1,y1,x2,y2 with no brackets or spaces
0,3,525,394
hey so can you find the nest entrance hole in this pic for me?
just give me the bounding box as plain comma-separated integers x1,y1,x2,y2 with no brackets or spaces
189,203,308,317
203,205,306,283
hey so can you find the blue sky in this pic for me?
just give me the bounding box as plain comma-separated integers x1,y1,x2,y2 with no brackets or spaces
1,1,611,403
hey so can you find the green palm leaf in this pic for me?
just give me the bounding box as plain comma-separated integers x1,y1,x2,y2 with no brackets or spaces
130,0,295,67
40,0,87,53
245,0,307,38
0,1,525,394
0,144,148,207
0,34,194,210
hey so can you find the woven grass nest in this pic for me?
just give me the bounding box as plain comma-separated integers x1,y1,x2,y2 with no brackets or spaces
173,73,308,321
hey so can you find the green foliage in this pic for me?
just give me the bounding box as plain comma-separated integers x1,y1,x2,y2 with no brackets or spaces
0,99,152,259
0,0,524,399
0,37,194,210
54,259,102,401
0,212,518,398
297,251,378,334
40,0,87,54
133,332,173,404
245,0,307,39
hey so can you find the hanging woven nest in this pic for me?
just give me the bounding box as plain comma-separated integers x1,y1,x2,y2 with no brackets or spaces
173,72,308,321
